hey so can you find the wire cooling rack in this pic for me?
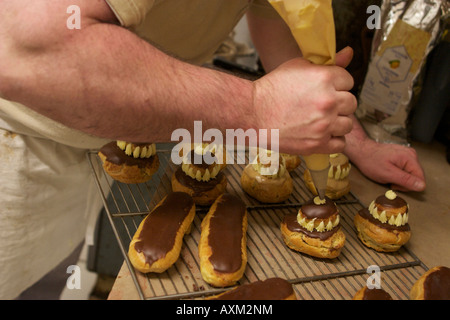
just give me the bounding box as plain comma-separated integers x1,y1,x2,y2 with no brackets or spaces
87,147,427,300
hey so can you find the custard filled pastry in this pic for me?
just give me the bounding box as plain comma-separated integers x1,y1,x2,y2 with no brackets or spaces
199,193,247,287
241,149,293,203
98,141,159,184
354,190,411,252
128,192,195,273
281,196,345,259
410,266,450,300
172,144,227,206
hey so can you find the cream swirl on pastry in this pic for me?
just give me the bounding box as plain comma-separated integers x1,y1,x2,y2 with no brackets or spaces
328,153,351,180
368,190,409,227
296,196,340,232
181,149,222,182
250,149,287,178
117,141,156,159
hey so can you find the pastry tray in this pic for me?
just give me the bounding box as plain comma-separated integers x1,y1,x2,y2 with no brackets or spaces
87,148,428,300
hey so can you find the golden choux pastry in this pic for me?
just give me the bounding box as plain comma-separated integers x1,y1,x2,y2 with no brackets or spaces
172,146,227,206
241,149,293,203
410,266,450,300
98,141,159,184
354,190,411,252
199,193,247,287
128,192,195,273
281,196,346,259
281,153,301,172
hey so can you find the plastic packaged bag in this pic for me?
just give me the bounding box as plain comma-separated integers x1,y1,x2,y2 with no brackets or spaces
357,0,448,145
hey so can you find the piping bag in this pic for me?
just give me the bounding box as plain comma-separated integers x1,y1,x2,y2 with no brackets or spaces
268,0,336,199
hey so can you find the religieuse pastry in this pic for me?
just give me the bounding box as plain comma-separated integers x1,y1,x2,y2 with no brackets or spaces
206,277,296,300
240,149,293,203
352,286,393,300
410,266,450,300
281,196,346,259
98,141,159,184
281,153,301,172
354,190,411,252
199,193,248,287
303,153,351,199
171,144,227,206
128,192,195,273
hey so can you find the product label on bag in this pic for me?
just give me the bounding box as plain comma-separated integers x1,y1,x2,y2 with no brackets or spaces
360,19,431,116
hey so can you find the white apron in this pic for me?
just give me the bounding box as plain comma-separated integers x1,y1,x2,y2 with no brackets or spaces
0,127,104,299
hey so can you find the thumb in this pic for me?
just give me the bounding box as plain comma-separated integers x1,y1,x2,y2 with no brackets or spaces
335,46,354,68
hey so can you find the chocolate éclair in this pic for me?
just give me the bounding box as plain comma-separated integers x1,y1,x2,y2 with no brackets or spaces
199,193,248,287
207,277,296,300
128,192,195,273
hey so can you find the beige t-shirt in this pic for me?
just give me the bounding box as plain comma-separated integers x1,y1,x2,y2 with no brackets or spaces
0,0,279,148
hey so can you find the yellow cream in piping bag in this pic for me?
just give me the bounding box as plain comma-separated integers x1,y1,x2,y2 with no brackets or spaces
269,0,337,199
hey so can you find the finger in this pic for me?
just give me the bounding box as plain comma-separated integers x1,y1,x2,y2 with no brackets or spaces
335,91,357,115
330,116,353,137
332,67,354,91
335,46,354,68
388,167,426,192
326,136,347,154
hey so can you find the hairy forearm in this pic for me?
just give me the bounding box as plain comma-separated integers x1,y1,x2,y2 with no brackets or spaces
1,21,254,143
343,114,373,162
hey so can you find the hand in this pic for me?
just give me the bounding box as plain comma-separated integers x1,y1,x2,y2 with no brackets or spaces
253,47,357,155
351,138,426,192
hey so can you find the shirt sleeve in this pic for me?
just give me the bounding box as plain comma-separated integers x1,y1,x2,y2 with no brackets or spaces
248,0,281,19
104,0,155,27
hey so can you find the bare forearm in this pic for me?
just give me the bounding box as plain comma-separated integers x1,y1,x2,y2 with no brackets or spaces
2,20,254,143
344,114,371,163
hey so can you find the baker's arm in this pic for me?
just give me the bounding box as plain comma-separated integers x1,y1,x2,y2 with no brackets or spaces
0,0,355,155
0,0,254,143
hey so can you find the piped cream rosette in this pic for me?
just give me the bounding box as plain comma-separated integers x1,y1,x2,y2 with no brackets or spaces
368,190,409,227
181,144,224,183
328,153,351,180
117,141,157,159
296,197,340,233
249,148,287,178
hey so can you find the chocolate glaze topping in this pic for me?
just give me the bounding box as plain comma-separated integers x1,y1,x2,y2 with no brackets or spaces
133,192,194,267
423,266,450,300
175,167,225,196
283,213,339,241
375,194,407,209
210,278,294,300
301,197,337,220
208,194,247,273
362,287,393,300
99,141,156,168
358,208,410,231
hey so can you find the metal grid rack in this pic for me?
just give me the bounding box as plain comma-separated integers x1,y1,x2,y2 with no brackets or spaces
87,148,428,300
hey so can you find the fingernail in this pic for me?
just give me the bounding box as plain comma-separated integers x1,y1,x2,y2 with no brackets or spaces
414,180,425,190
